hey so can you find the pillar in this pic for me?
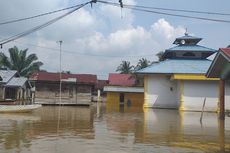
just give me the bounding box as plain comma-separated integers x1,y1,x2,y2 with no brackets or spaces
179,80,185,111
219,79,225,120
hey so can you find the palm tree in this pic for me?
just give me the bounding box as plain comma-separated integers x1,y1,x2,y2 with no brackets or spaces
0,46,43,77
135,58,150,71
156,51,165,61
116,61,134,74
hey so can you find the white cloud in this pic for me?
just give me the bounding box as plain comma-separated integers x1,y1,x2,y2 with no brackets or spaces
0,0,185,79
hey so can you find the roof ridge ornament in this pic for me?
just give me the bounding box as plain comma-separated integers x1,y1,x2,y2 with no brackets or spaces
185,28,189,36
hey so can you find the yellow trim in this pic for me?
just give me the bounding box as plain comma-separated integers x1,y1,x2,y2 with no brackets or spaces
179,80,185,111
171,74,219,81
143,75,149,108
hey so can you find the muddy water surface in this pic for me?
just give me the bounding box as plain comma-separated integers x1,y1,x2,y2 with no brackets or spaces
0,104,229,153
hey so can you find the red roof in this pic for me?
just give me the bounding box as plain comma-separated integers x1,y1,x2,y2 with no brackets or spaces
96,80,108,89
220,48,230,58
108,73,136,87
30,71,97,85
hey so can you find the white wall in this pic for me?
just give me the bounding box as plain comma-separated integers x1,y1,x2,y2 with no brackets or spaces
146,75,230,111
146,74,178,108
224,80,230,111
183,80,218,111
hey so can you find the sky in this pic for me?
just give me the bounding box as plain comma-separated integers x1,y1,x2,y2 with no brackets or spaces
0,0,230,79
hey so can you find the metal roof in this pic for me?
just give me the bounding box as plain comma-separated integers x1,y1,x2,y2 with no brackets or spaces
0,70,18,83
104,86,144,93
136,59,212,74
173,34,202,45
6,77,27,87
206,48,230,79
30,72,97,85
221,48,230,58
108,73,136,87
166,45,216,52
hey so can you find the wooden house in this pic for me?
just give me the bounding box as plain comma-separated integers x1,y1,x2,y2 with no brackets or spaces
136,33,230,112
30,71,97,105
104,73,144,111
206,48,230,115
0,70,32,104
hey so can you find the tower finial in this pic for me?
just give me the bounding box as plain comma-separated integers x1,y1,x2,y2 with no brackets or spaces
185,28,188,36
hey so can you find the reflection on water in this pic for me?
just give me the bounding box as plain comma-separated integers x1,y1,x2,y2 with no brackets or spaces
0,104,229,153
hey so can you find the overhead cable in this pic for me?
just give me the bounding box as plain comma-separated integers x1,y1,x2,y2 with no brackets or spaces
97,1,230,23
0,4,84,26
126,4,230,16
0,2,89,47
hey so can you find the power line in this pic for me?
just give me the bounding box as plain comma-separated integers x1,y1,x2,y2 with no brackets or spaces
1,0,229,27
125,4,230,16
97,1,230,23
0,2,90,47
0,4,84,26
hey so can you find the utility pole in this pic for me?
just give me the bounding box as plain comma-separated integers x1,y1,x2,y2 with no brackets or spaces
57,40,63,105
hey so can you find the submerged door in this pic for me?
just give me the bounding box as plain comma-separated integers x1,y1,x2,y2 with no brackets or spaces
119,93,124,106
5,87,17,100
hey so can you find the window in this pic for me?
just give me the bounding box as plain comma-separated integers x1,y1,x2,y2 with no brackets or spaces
183,52,195,57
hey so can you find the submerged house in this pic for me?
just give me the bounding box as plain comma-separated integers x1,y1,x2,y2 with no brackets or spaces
30,71,97,105
0,70,32,104
137,33,230,112
104,73,144,111
206,48,230,113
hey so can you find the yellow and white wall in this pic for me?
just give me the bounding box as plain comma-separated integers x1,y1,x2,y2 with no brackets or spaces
144,74,230,112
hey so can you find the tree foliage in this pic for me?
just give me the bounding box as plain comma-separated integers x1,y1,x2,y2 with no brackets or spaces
0,46,43,77
135,58,151,71
116,61,134,74
156,51,165,61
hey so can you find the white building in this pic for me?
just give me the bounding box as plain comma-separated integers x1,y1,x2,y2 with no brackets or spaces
137,33,230,112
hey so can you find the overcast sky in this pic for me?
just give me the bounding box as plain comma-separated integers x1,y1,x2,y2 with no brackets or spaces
0,0,230,79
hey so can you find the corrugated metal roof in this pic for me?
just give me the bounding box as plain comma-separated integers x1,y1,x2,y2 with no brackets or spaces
173,35,202,45
30,72,97,85
166,45,216,52
108,73,136,87
136,59,212,74
0,70,17,83
104,86,144,93
96,80,108,89
6,77,27,87
221,48,230,58
206,48,230,78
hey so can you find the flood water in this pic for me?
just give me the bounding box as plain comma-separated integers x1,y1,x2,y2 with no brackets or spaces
0,103,230,153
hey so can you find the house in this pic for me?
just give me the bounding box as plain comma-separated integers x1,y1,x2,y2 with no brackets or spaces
207,48,230,80
30,71,97,105
206,48,230,117
104,73,144,111
92,79,108,102
0,70,32,104
137,33,230,112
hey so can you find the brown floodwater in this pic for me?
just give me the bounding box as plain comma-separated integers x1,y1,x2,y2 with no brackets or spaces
0,103,229,153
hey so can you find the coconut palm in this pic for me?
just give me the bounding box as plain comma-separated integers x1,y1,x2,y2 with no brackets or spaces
0,46,43,77
156,51,165,61
116,61,134,74
135,58,151,71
